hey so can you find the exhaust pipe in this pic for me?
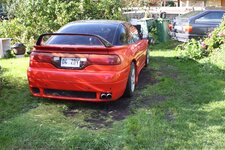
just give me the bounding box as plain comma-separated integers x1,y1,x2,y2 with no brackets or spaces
100,93,107,99
100,93,112,99
106,93,112,99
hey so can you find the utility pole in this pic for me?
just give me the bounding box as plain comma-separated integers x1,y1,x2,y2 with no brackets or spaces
204,0,207,7
178,0,180,7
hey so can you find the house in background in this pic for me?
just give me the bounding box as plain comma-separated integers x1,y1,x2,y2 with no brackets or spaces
161,0,225,7
123,0,225,19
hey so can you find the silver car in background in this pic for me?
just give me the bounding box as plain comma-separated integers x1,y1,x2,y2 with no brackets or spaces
169,9,225,42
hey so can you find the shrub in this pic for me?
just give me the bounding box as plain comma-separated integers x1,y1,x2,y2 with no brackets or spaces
208,43,225,70
4,50,15,58
204,22,225,52
176,39,208,59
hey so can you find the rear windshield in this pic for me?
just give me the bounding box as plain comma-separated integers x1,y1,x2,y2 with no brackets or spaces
177,11,203,18
46,35,103,46
46,23,118,46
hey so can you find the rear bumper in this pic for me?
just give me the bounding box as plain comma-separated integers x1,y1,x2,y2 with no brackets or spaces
170,32,204,42
27,66,130,102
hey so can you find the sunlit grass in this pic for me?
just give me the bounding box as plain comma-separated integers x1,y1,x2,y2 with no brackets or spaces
0,41,225,149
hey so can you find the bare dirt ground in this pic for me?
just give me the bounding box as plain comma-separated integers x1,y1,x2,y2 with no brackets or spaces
62,67,167,130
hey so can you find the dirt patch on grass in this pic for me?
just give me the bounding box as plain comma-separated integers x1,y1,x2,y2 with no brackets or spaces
137,68,159,89
164,109,176,122
63,96,132,129
62,67,166,130
63,109,80,117
140,95,168,107
160,64,179,80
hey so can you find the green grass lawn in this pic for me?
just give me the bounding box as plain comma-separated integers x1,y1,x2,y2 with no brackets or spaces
0,41,225,149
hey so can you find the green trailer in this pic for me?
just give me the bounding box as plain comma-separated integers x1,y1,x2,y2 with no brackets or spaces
155,19,170,42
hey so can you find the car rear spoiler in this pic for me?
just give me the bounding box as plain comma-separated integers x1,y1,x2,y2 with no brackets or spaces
36,33,113,48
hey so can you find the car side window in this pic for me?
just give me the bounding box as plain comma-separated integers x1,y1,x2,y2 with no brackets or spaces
195,12,224,23
128,25,140,44
118,25,128,45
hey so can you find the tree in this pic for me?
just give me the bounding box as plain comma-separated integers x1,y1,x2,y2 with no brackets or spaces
0,0,123,49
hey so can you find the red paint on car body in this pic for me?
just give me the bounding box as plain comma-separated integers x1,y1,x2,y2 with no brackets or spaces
27,20,149,102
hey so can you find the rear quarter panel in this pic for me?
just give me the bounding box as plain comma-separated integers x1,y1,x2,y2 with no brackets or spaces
108,38,148,80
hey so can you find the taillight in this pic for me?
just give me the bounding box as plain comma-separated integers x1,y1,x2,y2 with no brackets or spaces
88,55,121,65
30,52,121,68
30,52,52,63
168,24,173,31
183,25,192,33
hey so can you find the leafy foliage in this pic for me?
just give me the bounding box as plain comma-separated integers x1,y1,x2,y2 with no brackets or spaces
204,43,225,70
0,0,123,51
4,50,15,58
175,39,208,59
204,20,225,52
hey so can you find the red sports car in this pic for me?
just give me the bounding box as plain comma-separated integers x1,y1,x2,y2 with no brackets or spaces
27,20,149,102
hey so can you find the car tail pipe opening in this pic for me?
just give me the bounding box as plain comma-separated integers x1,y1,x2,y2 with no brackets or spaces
100,93,112,99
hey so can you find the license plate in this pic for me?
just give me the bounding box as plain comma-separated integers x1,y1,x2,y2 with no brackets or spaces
61,58,80,68
175,26,182,31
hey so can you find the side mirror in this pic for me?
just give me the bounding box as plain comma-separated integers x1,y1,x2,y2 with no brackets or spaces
134,25,142,39
139,32,143,39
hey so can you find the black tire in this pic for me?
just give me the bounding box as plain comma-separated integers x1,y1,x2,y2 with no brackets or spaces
145,49,150,67
160,12,167,19
124,62,136,97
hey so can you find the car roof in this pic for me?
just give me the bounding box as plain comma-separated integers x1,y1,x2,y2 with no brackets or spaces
204,9,225,12
56,20,129,46
205,7,225,11
177,9,225,20
68,20,126,25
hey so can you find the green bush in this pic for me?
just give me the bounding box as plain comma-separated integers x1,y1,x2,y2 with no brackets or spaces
176,39,208,59
0,0,123,51
208,43,225,70
204,20,225,52
4,50,15,58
